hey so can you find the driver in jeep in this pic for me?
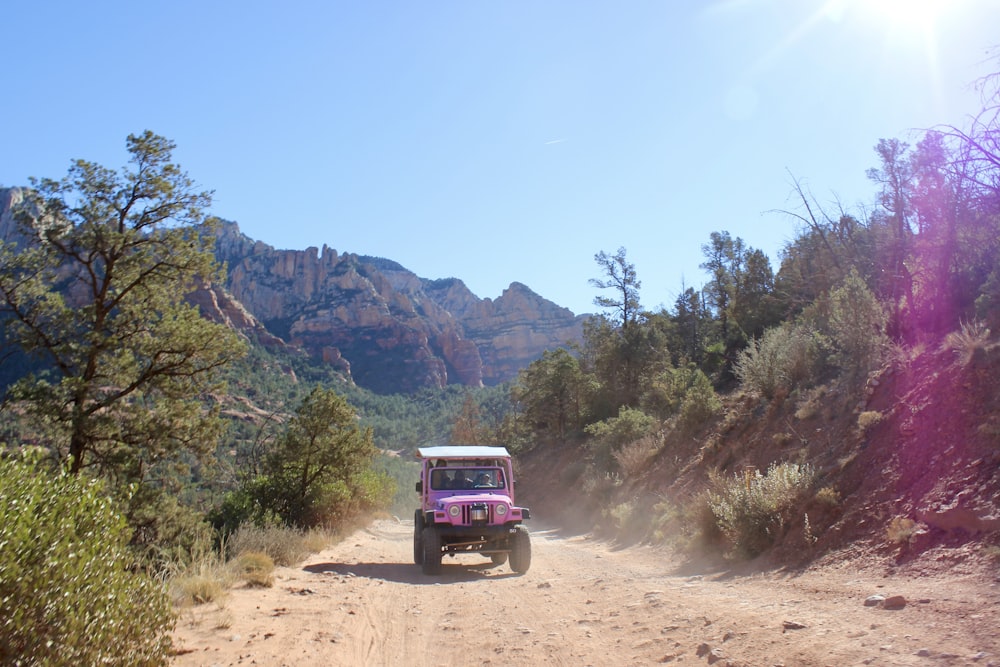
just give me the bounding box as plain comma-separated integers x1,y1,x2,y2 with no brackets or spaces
451,470,473,489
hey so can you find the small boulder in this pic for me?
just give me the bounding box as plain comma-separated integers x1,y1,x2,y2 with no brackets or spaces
882,595,907,610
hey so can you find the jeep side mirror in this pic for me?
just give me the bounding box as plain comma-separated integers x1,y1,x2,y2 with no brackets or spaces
415,481,423,493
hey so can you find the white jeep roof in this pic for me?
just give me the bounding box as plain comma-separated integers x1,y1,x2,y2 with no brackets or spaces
416,445,511,460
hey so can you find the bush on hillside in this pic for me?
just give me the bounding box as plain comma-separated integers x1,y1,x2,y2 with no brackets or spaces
735,322,827,399
585,407,657,469
211,386,396,533
0,455,174,666
975,269,1000,331
827,269,889,384
857,410,883,432
643,364,720,423
942,319,991,366
676,369,723,431
707,462,816,558
613,435,659,478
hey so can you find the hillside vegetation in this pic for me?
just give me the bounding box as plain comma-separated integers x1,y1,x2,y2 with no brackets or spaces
518,332,1000,570
2,66,1000,665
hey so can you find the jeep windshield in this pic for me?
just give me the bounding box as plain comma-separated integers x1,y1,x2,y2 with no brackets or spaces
428,467,505,491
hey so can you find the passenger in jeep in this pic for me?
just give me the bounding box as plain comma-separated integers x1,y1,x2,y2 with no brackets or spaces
452,470,473,489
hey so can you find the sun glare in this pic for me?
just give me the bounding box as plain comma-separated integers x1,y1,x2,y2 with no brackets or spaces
865,0,949,30
822,0,953,34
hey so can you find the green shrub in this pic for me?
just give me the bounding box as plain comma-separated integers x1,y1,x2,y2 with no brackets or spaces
0,455,174,666
585,407,656,469
579,471,623,506
735,322,826,399
605,500,639,535
649,498,680,544
643,364,721,427
707,462,816,558
585,407,656,449
374,452,420,518
975,269,1000,330
125,484,215,571
676,370,722,432
827,269,889,385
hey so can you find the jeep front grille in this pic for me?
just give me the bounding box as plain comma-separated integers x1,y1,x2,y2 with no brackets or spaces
469,503,488,523
460,503,492,525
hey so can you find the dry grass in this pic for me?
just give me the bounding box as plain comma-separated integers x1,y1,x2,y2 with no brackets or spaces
613,436,659,478
886,516,917,545
226,524,332,566
942,319,991,366
168,559,235,607
857,410,883,432
772,432,793,446
604,500,648,539
236,551,275,588
212,612,234,630
649,493,720,553
795,386,829,421
301,528,333,554
814,486,840,507
169,524,338,608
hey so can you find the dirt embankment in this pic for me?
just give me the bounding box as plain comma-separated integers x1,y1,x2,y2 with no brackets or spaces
171,518,1000,667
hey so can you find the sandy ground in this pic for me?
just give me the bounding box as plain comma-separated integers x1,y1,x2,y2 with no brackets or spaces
171,519,1000,667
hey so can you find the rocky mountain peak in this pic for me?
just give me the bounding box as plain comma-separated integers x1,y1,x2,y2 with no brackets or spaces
208,221,586,393
0,195,587,395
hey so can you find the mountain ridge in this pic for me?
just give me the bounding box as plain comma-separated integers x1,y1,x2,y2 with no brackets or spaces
1,186,589,394
201,217,587,393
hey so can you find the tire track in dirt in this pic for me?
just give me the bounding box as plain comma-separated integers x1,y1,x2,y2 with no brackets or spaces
172,519,1000,667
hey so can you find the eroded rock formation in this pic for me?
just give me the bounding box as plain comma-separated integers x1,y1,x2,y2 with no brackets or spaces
210,220,586,393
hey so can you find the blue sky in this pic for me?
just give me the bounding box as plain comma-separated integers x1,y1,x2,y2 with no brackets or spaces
3,1,997,316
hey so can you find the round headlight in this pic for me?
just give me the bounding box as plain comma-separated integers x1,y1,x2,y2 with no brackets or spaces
495,504,508,516
448,505,461,517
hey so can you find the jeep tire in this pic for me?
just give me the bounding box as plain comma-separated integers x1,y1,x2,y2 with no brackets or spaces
421,526,442,575
509,525,531,574
413,510,424,565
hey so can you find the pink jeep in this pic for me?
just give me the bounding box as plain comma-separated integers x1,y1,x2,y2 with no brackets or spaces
413,446,531,575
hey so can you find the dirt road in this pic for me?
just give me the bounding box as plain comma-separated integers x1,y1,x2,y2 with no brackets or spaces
171,519,999,666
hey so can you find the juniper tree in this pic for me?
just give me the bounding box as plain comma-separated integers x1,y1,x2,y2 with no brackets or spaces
0,132,245,534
